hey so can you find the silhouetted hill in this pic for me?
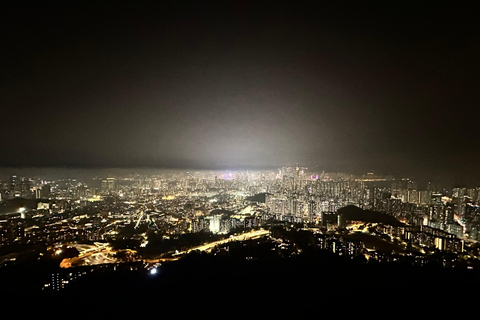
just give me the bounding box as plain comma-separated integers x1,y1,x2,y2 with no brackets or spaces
0,198,39,215
54,248,478,309
246,192,272,203
338,205,404,227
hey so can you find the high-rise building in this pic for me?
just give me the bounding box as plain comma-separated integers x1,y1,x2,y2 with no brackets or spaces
33,187,42,199
337,213,346,229
192,217,209,233
41,184,51,199
207,215,221,234
20,177,33,198
419,190,432,205
10,175,20,198
101,178,116,192
289,195,297,217
308,200,315,223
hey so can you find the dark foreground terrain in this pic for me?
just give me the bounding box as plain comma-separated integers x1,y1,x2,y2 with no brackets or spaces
55,253,480,306
1,250,479,317
2,231,480,314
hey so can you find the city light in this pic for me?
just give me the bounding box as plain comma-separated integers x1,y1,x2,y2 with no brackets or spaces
2,167,480,295
3,1,478,300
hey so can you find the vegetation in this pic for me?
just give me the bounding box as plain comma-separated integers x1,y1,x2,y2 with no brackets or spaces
245,192,271,203
338,205,404,227
270,226,317,251
139,231,226,258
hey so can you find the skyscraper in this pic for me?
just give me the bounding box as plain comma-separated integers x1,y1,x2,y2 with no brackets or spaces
10,175,20,198
101,178,116,193
41,184,51,199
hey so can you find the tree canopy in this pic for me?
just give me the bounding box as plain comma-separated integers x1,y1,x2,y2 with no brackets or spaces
337,205,404,227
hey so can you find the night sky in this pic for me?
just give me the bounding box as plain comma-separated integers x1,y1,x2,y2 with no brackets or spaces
2,2,480,184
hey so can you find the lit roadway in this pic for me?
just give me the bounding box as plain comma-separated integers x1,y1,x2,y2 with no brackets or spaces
61,229,270,267
177,228,270,255
60,242,118,268
150,229,270,262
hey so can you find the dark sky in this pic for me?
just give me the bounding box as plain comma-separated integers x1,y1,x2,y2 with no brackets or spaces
2,1,480,184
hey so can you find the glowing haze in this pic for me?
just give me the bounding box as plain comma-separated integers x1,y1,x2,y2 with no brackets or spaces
2,2,480,184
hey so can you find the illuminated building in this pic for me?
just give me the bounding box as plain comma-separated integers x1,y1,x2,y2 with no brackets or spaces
346,240,362,256
337,214,346,229
10,175,20,198
307,200,315,223
192,217,209,233
289,195,297,217
244,216,258,229
33,187,42,199
208,214,221,233
101,178,116,193
41,184,51,199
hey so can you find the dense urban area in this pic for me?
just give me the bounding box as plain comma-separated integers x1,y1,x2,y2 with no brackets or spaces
1,165,480,301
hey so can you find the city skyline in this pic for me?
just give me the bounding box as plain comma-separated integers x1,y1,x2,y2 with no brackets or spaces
2,1,480,303
2,2,480,186
0,165,474,190
1,164,480,301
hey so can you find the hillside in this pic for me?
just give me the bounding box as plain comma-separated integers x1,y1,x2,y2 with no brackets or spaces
337,205,404,227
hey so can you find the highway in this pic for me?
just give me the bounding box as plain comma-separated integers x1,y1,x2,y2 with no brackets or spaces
180,228,270,255
150,229,270,263
60,242,118,268
60,229,270,267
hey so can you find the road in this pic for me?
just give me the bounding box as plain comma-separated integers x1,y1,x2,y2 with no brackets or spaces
60,229,270,267
148,229,270,263
60,242,118,268
176,228,270,255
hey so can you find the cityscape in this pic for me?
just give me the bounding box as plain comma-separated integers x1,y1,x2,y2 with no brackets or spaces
3,1,480,307
1,166,480,302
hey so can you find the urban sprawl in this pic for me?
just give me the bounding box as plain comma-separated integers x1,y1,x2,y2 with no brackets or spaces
1,166,480,292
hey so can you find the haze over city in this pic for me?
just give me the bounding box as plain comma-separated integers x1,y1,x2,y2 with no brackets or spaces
3,2,480,185
2,1,480,307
